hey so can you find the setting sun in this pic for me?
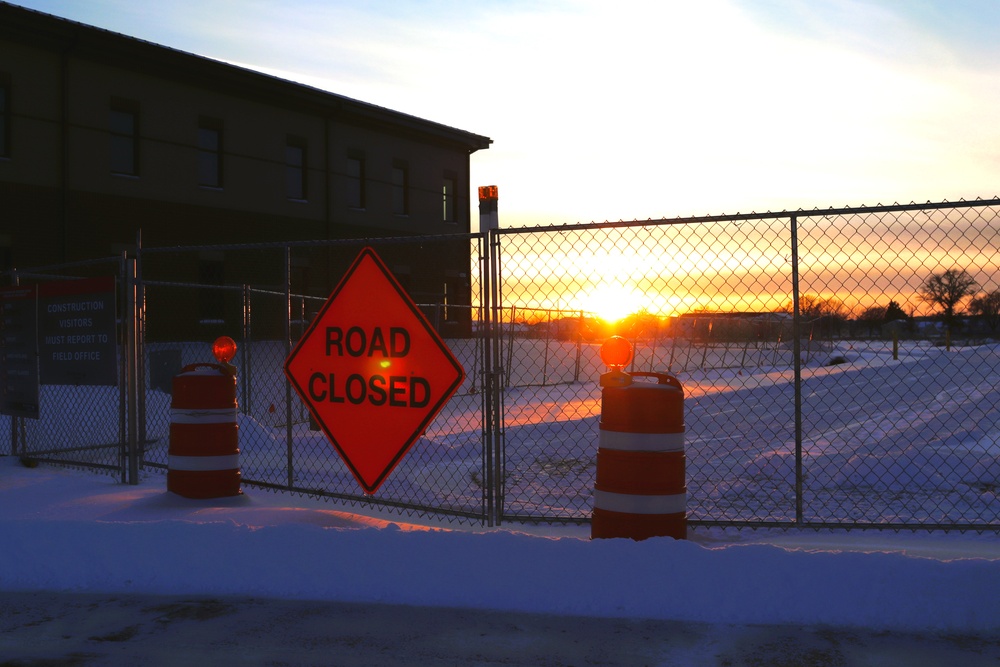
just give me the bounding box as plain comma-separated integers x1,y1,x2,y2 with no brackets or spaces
575,285,645,323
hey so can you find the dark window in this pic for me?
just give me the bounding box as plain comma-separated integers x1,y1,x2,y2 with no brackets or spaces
0,74,10,158
198,118,223,188
286,138,307,200
346,153,365,208
110,100,138,176
392,161,408,215
442,176,456,222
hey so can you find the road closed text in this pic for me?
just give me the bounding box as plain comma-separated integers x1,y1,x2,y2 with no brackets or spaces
307,326,430,407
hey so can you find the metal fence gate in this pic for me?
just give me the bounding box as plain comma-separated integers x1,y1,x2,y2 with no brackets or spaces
4,198,1000,531
2,254,140,482
134,234,493,523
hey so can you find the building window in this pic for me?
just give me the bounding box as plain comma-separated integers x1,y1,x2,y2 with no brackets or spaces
0,74,10,159
286,137,306,200
346,152,365,208
198,117,223,188
110,99,138,176
442,175,457,223
392,161,408,215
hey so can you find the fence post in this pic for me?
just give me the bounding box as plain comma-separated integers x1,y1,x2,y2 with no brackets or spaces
241,284,251,416
135,232,147,472
701,320,711,369
790,214,804,525
9,268,19,457
123,255,140,485
648,318,659,372
575,310,583,382
483,241,494,525
505,306,515,388
480,230,501,525
669,321,677,372
284,247,294,488
542,310,551,386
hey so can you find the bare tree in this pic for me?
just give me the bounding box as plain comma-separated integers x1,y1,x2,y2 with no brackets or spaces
969,290,1000,333
780,294,848,320
778,294,848,338
918,269,978,330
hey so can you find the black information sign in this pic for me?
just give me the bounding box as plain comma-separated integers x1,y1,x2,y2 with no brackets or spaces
0,285,40,419
38,277,118,386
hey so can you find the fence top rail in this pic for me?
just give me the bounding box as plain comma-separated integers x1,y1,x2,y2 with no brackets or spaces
495,197,1000,236
143,279,247,291
138,232,483,255
3,256,123,281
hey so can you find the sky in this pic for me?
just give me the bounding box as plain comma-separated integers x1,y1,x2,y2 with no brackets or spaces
9,0,1000,229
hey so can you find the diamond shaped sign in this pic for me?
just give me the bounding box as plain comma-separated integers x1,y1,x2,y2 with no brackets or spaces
284,247,465,494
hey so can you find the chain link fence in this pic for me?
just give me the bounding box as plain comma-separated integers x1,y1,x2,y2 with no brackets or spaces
1,256,135,480
495,200,1000,530
5,199,1000,531
138,235,490,523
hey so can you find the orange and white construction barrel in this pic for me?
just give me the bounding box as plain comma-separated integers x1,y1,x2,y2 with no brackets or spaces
592,371,686,540
167,362,241,498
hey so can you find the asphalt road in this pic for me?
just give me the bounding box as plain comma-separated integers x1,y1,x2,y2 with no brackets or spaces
2,591,999,666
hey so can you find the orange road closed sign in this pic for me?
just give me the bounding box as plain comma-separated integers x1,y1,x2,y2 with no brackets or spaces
284,247,465,494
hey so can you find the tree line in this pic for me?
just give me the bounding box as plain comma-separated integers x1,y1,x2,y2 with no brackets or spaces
783,268,998,335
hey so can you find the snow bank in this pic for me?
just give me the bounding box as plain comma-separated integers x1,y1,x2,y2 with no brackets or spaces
2,458,999,634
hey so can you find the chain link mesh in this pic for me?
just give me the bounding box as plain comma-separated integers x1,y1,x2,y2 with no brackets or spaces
496,202,1000,529
795,205,1000,527
1,258,128,478
7,200,999,531
139,237,488,523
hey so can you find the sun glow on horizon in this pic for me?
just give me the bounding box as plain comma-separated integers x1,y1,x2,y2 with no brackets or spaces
573,285,646,323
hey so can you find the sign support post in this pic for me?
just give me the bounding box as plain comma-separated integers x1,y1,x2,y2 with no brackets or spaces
478,185,500,525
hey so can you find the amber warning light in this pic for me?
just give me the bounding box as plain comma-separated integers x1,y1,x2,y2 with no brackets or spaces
600,336,633,370
213,336,237,364
478,185,498,201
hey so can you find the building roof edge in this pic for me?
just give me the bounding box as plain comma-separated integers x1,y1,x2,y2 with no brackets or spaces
0,1,492,151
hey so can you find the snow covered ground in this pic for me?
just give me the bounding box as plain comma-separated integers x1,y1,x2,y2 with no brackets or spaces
5,337,1000,663
17,337,1000,529
2,456,999,636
